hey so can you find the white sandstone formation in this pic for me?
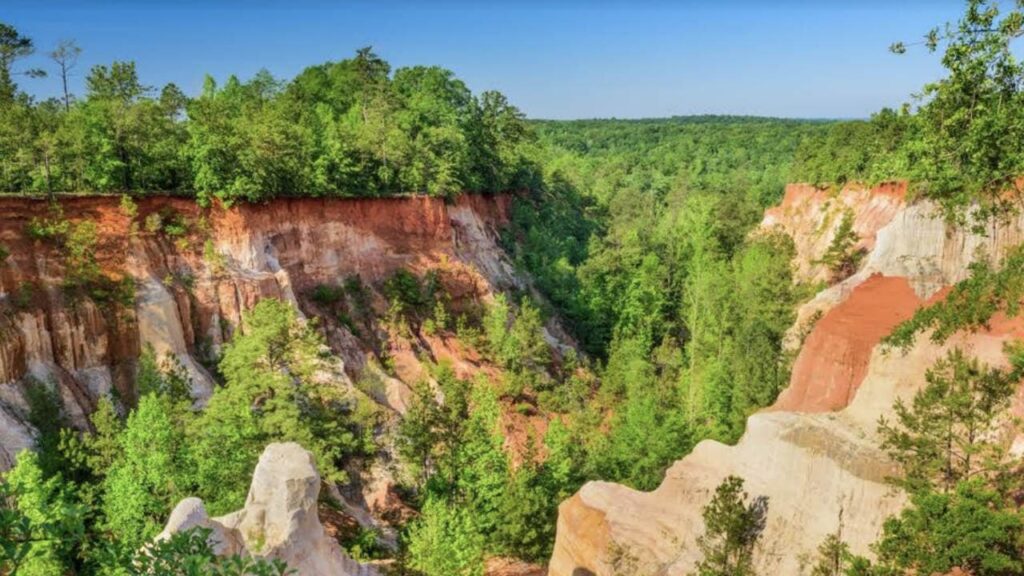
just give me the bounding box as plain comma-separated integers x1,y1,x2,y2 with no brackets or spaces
157,442,380,576
548,184,1024,576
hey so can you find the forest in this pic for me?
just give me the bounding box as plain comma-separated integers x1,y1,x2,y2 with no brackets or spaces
5,0,1024,574
0,41,537,203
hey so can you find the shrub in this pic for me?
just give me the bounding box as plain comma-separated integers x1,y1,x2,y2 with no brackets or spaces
311,284,345,306
143,213,162,234
383,269,442,331
65,220,101,286
25,205,69,242
118,195,138,220
12,281,36,310
203,240,227,275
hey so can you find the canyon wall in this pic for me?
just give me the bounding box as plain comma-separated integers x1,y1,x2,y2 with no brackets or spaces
0,193,517,469
549,183,1024,576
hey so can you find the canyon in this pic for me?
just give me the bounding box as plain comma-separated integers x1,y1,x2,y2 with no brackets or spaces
4,182,1024,575
549,183,1024,576
0,193,519,455
0,192,534,570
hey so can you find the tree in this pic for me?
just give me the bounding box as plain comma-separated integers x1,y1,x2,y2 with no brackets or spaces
190,299,366,514
855,337,1024,576
591,336,690,490
397,365,471,489
136,344,192,402
391,65,475,197
2,451,86,576
726,230,797,435
815,210,863,282
57,394,122,510
102,393,193,549
885,245,1024,350
79,60,179,192
0,22,45,102
869,479,1024,576
809,510,853,576
493,436,557,561
694,475,768,576
48,39,81,112
187,72,306,204
877,347,1019,494
405,497,485,576
891,0,1024,220
23,380,69,478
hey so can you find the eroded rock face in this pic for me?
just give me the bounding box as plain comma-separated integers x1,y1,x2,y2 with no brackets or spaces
157,442,379,576
761,182,907,284
549,184,1024,576
0,193,516,465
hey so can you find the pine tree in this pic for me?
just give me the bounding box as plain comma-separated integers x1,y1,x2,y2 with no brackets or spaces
694,475,768,576
878,347,1018,494
815,210,863,281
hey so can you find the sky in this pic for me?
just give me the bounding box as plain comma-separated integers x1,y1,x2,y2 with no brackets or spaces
5,0,966,120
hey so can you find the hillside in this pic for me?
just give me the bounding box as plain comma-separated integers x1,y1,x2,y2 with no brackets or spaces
549,182,1024,575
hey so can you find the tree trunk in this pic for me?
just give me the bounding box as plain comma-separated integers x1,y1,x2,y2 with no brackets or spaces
61,64,70,112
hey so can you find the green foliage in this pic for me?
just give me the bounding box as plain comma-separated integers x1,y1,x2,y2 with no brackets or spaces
383,268,438,329
397,364,472,488
136,344,193,402
898,0,1024,219
0,244,8,262
189,299,369,514
886,245,1024,350
25,203,69,241
2,451,86,576
406,496,485,576
878,347,1020,494
588,336,689,490
340,527,386,562
308,278,371,338
814,210,864,282
23,380,68,478
795,1,1024,221
809,532,854,576
106,526,291,576
694,475,768,576
64,219,101,286
102,393,192,549
118,194,137,220
2,28,533,200
866,480,1024,576
310,283,345,306
501,118,802,502
202,239,226,275
482,294,552,396
0,22,44,103
398,367,569,566
58,394,122,502
857,337,1024,576
791,109,912,187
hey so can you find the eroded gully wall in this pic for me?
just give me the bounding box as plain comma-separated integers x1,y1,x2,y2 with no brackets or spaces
549,183,1024,576
0,193,515,469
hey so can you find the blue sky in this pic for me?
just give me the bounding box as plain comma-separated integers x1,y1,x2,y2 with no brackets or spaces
5,1,964,119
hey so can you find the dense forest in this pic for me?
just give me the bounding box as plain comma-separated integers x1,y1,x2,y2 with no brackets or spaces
5,0,1024,574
